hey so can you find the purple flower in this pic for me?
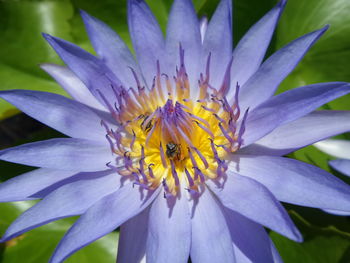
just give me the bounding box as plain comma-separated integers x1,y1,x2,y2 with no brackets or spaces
1,0,350,262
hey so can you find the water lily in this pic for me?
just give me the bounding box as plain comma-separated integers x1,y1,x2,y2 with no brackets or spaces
1,0,350,262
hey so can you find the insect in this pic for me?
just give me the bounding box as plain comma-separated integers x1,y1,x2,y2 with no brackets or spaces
166,142,181,160
140,114,153,133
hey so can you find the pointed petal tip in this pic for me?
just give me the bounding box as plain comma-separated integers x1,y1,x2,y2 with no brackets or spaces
128,0,149,12
292,228,303,243
0,232,12,243
43,33,74,47
311,24,329,39
42,32,50,40
0,237,10,244
79,9,88,16
277,219,303,243
39,62,52,71
128,0,144,5
79,9,95,23
0,89,9,96
321,24,330,33
79,10,97,31
0,89,27,99
278,0,287,8
42,33,57,46
79,9,89,20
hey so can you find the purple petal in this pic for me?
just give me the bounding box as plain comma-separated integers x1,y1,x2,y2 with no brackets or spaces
207,173,302,242
242,83,350,146
330,159,350,177
80,10,140,87
1,171,118,242
199,17,208,42
190,188,235,263
314,139,350,159
117,207,150,263
238,26,328,110
43,34,120,108
203,0,232,87
30,170,116,199
0,169,78,202
322,209,350,216
128,0,165,87
224,208,276,262
146,190,191,263
229,155,350,211
40,64,104,110
49,184,160,263
166,0,201,94
235,239,283,263
270,240,283,263
229,0,286,98
241,111,350,156
0,138,112,171
0,90,107,141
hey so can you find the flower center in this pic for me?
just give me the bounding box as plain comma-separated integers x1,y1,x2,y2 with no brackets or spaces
102,48,248,196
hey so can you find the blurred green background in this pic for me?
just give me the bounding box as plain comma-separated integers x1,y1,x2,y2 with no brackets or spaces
0,0,349,262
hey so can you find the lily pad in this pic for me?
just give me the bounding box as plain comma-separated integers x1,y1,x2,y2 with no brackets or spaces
271,211,350,263
0,201,118,263
0,0,75,119
276,0,350,110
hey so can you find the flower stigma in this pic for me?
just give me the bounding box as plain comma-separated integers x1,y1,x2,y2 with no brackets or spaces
103,46,248,196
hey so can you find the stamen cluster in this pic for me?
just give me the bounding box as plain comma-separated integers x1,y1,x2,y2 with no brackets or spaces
101,48,248,196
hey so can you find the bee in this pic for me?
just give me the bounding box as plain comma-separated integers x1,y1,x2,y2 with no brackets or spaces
166,142,181,160
140,114,153,133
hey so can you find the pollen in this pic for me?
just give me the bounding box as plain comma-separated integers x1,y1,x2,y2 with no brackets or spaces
102,47,248,197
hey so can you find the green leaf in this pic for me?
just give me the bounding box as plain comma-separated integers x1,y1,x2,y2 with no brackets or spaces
195,0,220,18
0,0,74,77
289,139,350,180
146,0,170,33
276,0,350,110
0,202,118,263
0,202,37,234
233,0,276,43
0,115,64,182
0,0,75,119
146,0,222,33
289,145,334,173
70,0,131,51
0,0,137,120
271,211,350,263
0,64,65,120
